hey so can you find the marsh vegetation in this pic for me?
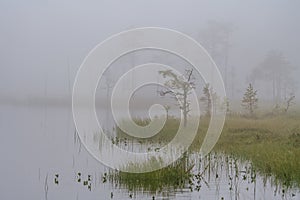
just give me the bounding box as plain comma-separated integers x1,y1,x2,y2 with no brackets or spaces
108,110,300,197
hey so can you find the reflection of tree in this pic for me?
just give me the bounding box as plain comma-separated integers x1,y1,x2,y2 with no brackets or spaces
251,51,295,104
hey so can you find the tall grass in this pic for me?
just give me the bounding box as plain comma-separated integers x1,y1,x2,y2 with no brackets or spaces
214,115,300,187
108,153,193,192
115,114,300,187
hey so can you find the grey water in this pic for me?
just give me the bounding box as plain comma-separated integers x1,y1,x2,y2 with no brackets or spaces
0,104,299,200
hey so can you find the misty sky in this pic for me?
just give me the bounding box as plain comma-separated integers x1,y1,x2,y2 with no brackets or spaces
1,0,299,101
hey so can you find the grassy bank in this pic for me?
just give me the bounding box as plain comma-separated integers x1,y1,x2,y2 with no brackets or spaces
115,114,300,187
214,115,300,187
108,153,194,192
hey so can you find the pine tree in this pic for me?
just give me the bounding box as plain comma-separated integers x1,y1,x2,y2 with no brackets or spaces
242,83,258,117
200,83,211,117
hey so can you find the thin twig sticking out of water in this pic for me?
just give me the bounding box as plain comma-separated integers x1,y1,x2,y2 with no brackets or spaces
44,173,48,200
73,129,82,154
195,163,210,188
38,168,41,182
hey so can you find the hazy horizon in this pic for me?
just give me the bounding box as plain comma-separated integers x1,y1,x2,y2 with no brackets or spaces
1,0,299,106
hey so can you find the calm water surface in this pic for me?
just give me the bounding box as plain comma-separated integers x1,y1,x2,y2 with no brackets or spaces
0,105,299,200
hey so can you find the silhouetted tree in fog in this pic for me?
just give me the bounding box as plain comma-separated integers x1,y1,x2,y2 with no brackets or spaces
199,20,234,93
242,83,258,117
284,94,295,113
200,83,212,117
199,83,218,117
159,68,195,127
251,51,295,105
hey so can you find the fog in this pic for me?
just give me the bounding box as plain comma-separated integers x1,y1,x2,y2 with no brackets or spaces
1,0,300,107
1,1,300,199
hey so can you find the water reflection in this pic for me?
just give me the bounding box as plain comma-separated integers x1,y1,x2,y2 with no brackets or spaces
1,105,299,199
105,152,298,199
49,150,299,199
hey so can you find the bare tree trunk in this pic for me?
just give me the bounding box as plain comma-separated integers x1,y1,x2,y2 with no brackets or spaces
272,77,276,104
230,66,235,99
183,111,187,127
183,90,187,127
106,84,110,128
276,77,282,104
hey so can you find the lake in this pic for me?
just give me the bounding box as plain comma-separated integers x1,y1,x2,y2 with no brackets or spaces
0,104,299,199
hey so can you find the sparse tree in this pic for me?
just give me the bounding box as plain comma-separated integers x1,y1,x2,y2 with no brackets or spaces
272,103,282,115
221,97,230,114
226,98,230,113
101,69,114,130
251,51,295,104
163,105,171,120
199,20,234,91
242,83,258,117
200,83,212,117
200,83,218,117
284,94,295,113
159,68,195,127
211,89,219,115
